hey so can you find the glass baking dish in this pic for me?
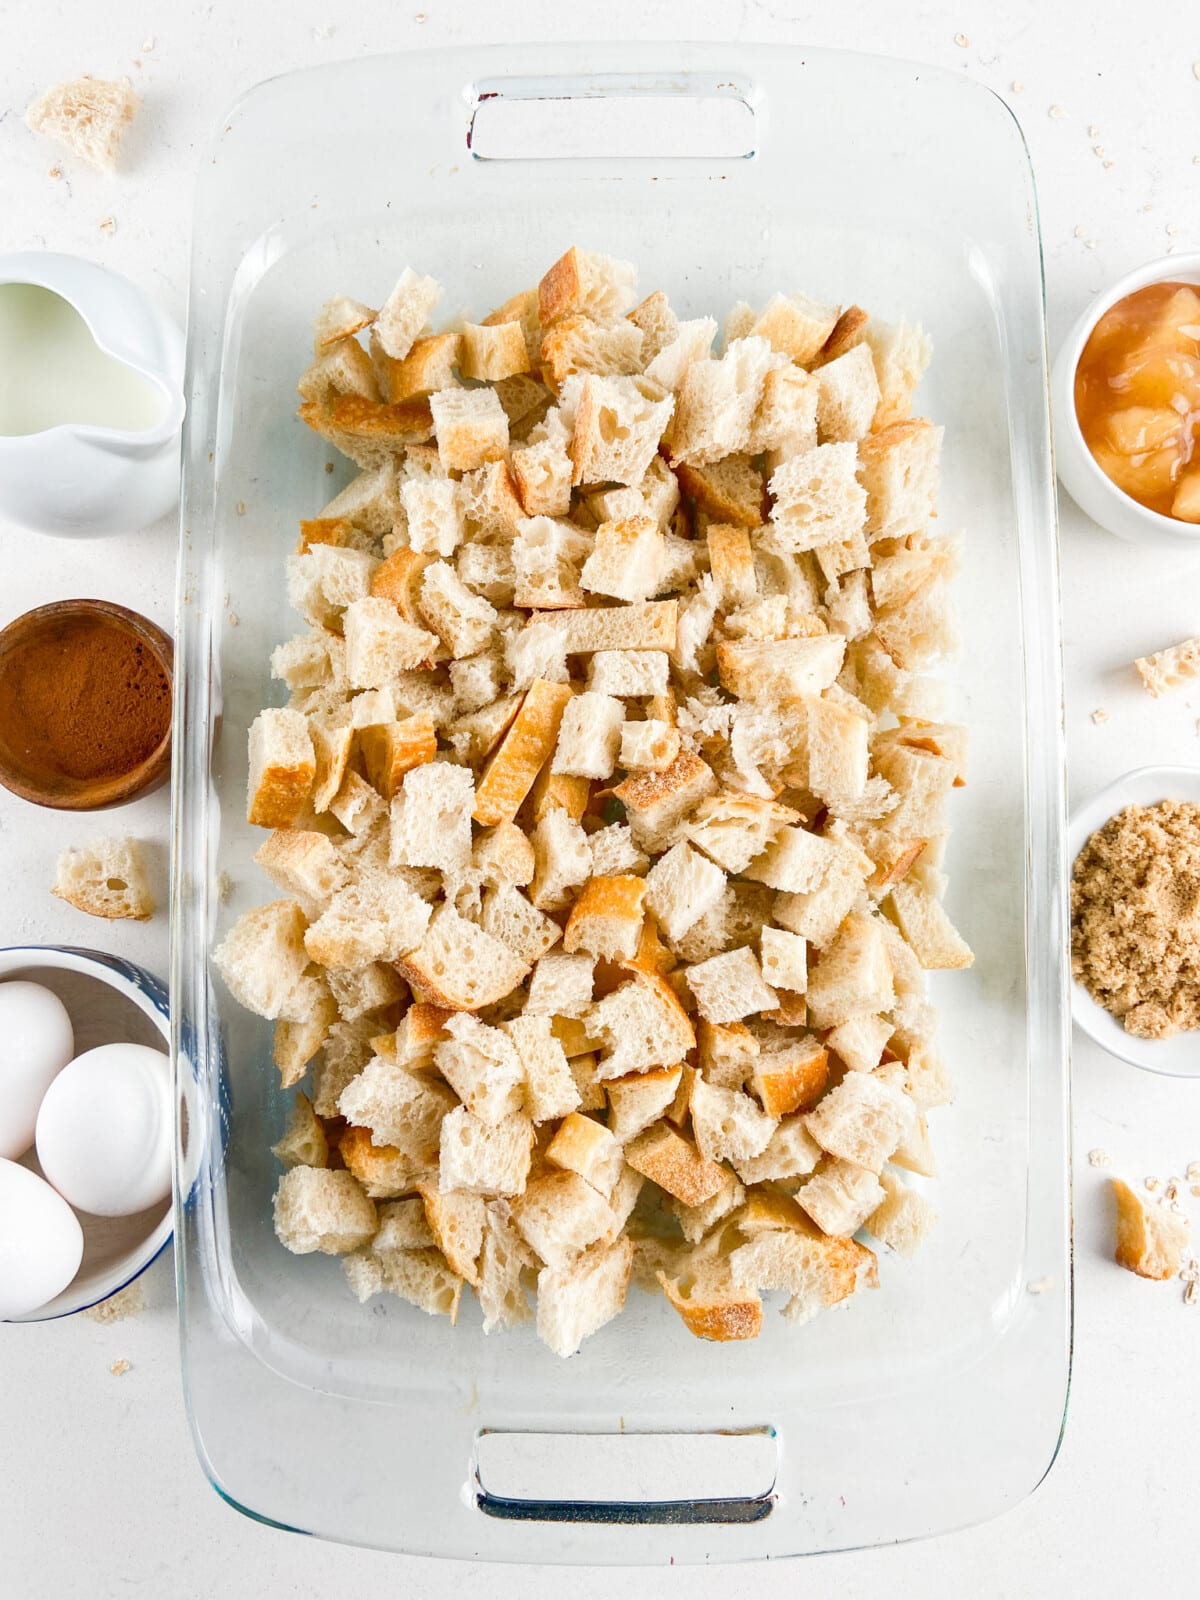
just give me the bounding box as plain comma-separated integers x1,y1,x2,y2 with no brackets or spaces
171,42,1070,1562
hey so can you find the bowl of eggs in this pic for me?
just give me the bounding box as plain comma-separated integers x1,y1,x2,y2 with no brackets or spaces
0,946,173,1322
1052,252,1200,551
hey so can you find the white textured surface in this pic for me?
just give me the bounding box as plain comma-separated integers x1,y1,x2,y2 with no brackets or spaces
2,1,1199,1593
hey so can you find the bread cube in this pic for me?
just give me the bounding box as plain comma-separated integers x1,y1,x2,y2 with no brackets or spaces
644,841,726,943
867,1170,937,1259
815,343,881,443
579,515,665,603
525,950,596,1019
563,875,646,963
587,970,695,1080
796,1158,886,1237
804,1069,916,1172
690,1077,777,1165
512,1170,614,1269
389,761,474,878
343,597,438,688
766,442,867,554
625,1121,726,1207
571,375,674,487
546,1111,625,1198
435,1013,526,1126
751,291,840,364
430,386,509,471
401,476,464,558
529,809,592,912
213,900,310,1020
396,903,530,1011
858,418,942,538
536,1234,634,1358
438,1106,534,1197
274,1167,377,1255
551,691,625,780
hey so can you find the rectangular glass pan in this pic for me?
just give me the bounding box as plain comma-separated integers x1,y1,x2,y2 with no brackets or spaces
172,42,1070,1562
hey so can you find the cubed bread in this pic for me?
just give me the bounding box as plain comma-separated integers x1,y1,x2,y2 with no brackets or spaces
747,363,819,455
545,1110,625,1198
273,997,337,1089
255,829,347,910
414,1182,487,1285
552,691,625,780
766,442,867,554
460,320,529,381
759,926,808,993
614,750,718,854
804,1069,915,1172
438,1106,535,1197
529,809,592,912
52,837,154,921
375,331,460,402
525,950,596,1019
247,708,315,827
536,1234,634,1358
339,1123,436,1199
586,648,670,698
1112,1177,1191,1280
359,714,438,801
478,1202,536,1332
338,1055,456,1151
328,770,386,836
586,970,696,1079
643,841,726,943
625,1121,726,1207
343,597,438,687
750,1036,828,1117
396,902,530,1010
538,247,638,326
274,1167,377,1255
676,455,766,529
686,946,778,1024
503,1013,580,1122
806,912,896,1027
473,678,574,826
732,1114,823,1184
751,291,840,364
326,961,405,1021
666,338,783,465
605,1064,683,1141
511,436,574,518
271,1093,329,1170
435,1013,526,1126
359,1247,465,1320
213,900,310,1020
619,719,680,773
540,313,645,386
430,386,509,471
579,516,665,602
588,822,649,878
389,761,474,878
887,879,974,971
400,477,464,558
825,1013,892,1074
480,884,562,965
376,267,442,360
418,560,498,658
867,1170,937,1259
858,419,943,538
563,875,647,962
716,635,845,703
690,1077,777,1164
628,289,680,362
797,1157,887,1238
730,1221,874,1327
303,872,432,968
570,375,675,487
531,599,678,656
814,343,881,443
644,316,719,391
25,74,140,173
511,1170,615,1268
684,791,798,876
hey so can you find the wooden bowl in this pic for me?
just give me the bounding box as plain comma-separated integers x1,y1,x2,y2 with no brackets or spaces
0,600,173,810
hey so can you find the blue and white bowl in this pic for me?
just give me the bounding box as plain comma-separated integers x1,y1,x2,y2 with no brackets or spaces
0,945,173,1321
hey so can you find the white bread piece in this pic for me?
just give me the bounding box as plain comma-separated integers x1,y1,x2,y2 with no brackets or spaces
309,295,377,351
804,1069,916,1173
673,881,774,966
538,247,638,325
298,339,379,404
716,634,845,703
450,651,505,718
478,1201,536,1331
511,436,574,518
546,1111,625,1198
570,375,675,487
326,962,405,1021
318,459,403,534
485,287,542,364
445,691,524,768
414,1182,487,1285
730,1225,874,1327
419,559,497,658
349,688,398,729
644,316,719,391
890,1110,938,1178
505,620,570,691
213,901,309,1020
759,926,808,994
551,691,625,780
888,879,974,970
273,997,337,1089
588,823,649,878
376,269,442,360
374,1197,436,1252
826,568,874,642
705,524,757,610
686,946,778,1025
271,627,346,692
311,1019,377,1118
459,320,529,381
247,708,315,828
1134,636,1200,698
568,1052,605,1111
343,597,439,688
439,1105,534,1197
815,343,882,443
667,337,784,465
400,477,464,557
667,1165,744,1243
586,649,669,698
459,457,525,539
255,829,348,911
872,743,955,836
690,1077,777,1165
563,875,647,962
873,576,957,672
52,837,154,921
587,970,696,1080
806,912,895,1027
308,543,380,609
657,1264,763,1343
385,760,473,879
525,950,596,1019
510,515,591,609
796,1158,886,1237
744,826,841,894
298,390,433,468
529,809,592,912
512,1170,615,1269
747,364,819,455
274,1167,377,1255
536,1234,633,1358
826,1012,892,1074
766,442,867,554
614,749,718,854
502,1013,580,1122
675,455,766,530
627,289,679,363
273,971,333,1027
354,1247,464,1320
732,1114,823,1184
858,419,943,538
644,841,726,943
25,74,139,172
625,1120,726,1206
751,292,840,363
696,1018,759,1090
685,791,798,875
540,313,644,386
328,770,386,836
396,903,530,1010
1112,1177,1192,1280
390,1001,454,1072
429,386,509,472
481,884,562,964
722,300,756,344
271,1093,329,1170
602,1163,644,1243
867,1170,937,1259
620,719,680,773
806,695,870,803
579,515,665,603
435,1013,526,1126
605,1064,683,1142
587,454,680,531
338,1057,456,1153
473,678,574,825
531,600,679,658
374,330,460,402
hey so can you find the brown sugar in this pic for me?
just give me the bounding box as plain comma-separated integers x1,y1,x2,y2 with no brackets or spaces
1071,800,1200,1038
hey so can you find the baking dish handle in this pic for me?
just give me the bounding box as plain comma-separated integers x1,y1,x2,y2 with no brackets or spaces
465,71,761,162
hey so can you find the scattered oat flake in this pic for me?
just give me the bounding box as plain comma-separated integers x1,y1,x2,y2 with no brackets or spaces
1027,1277,1053,1295
1187,1281,1200,1306
1088,124,1100,138
1074,224,1088,239
48,165,62,179
1089,1147,1113,1168
98,216,116,235
1093,145,1105,158
84,1281,145,1323
228,613,240,627
1182,1258,1200,1283
1049,104,1066,119
1145,1176,1162,1192
110,1359,131,1376
954,32,969,47
142,36,156,51
1091,708,1109,725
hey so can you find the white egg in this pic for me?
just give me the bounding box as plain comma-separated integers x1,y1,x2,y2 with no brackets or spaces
36,1043,172,1218
0,1158,85,1319
0,981,75,1161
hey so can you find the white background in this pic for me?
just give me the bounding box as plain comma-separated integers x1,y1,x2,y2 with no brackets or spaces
3,1,1199,1594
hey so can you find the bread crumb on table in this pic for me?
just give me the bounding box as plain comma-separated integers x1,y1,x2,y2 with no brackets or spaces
109,1359,132,1377
1071,800,1200,1039
1088,1148,1113,1169
1134,637,1200,698
1090,708,1109,725
84,1281,145,1323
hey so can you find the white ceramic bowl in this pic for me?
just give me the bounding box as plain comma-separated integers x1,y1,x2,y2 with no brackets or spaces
0,946,173,1320
1069,766,1200,1074
1051,252,1200,552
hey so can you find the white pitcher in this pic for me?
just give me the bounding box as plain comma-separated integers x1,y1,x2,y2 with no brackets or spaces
0,252,185,538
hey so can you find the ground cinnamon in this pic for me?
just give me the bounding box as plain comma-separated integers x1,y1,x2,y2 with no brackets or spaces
0,612,171,784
